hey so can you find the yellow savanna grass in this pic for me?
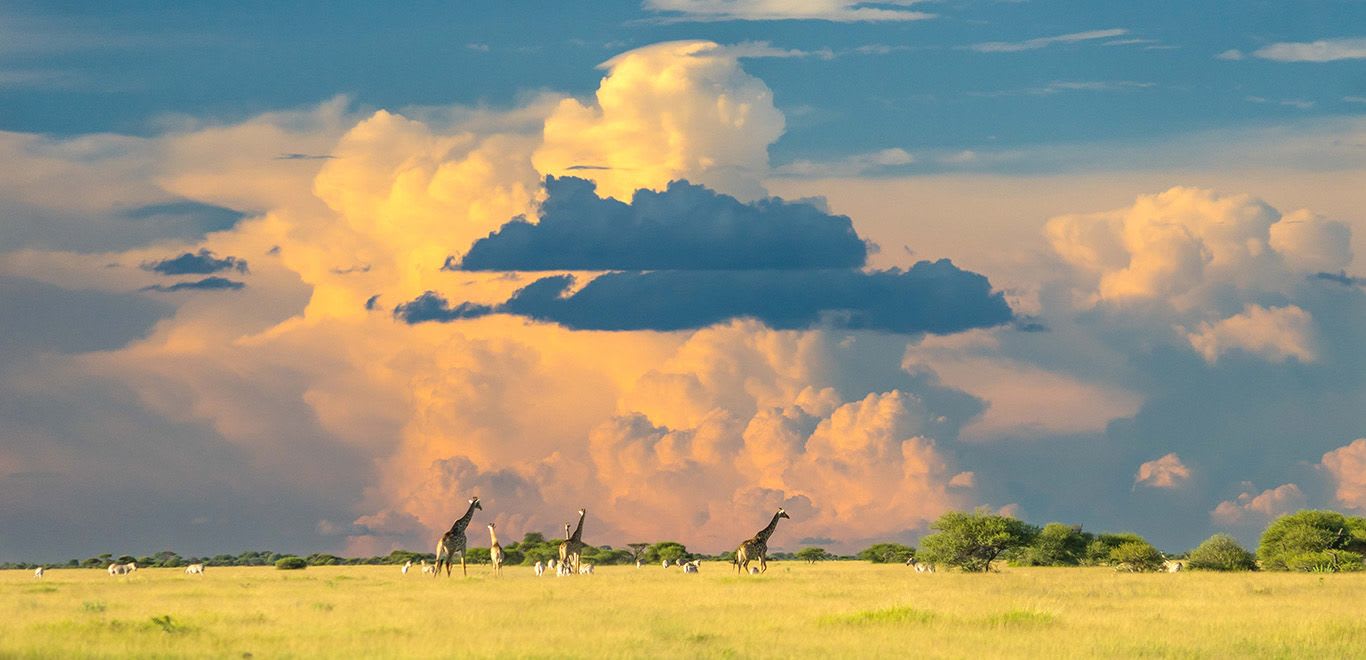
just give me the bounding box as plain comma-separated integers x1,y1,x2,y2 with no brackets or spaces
3,562,1365,658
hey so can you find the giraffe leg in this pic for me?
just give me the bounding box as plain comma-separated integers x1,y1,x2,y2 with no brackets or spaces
460,552,467,577
759,554,768,573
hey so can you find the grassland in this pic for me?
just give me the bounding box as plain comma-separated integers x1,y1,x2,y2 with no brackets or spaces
3,562,1365,658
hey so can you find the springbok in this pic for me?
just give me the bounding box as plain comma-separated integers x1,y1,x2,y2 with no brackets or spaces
185,563,205,575
534,560,545,576
420,559,437,576
748,566,759,575
682,560,700,574
34,566,44,579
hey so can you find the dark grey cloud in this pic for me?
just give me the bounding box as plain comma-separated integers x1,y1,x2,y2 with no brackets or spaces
364,294,381,310
1313,271,1366,287
0,276,171,365
142,249,248,276
274,153,335,160
397,259,1012,333
141,276,245,293
458,176,868,271
392,293,493,323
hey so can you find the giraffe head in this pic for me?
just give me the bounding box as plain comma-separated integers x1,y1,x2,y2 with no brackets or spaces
777,507,790,520
487,522,496,530
469,496,482,511
578,508,586,517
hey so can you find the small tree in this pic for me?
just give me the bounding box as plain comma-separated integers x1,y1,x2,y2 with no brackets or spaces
857,543,915,564
644,541,689,564
1010,523,1089,566
1258,510,1366,572
1187,534,1257,571
917,509,1037,572
1083,533,1148,566
626,543,650,564
795,547,829,564
1109,540,1164,572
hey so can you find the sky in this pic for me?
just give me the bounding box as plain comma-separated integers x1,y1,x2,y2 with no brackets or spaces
1,1,1364,560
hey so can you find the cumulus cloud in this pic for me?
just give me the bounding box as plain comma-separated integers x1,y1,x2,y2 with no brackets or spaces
970,29,1128,53
459,176,866,271
643,0,933,23
534,40,784,201
142,248,248,275
1321,439,1366,511
1212,483,1306,525
140,276,246,293
1252,37,1366,62
1185,304,1317,364
775,148,914,177
1134,453,1191,489
1045,187,1352,306
399,259,1013,333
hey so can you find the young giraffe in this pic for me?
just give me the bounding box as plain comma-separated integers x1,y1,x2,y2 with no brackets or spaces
434,496,482,577
558,509,587,575
487,523,505,577
735,508,790,575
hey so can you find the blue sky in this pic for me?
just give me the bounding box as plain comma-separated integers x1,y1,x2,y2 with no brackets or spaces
4,1,1363,163
0,1,1363,560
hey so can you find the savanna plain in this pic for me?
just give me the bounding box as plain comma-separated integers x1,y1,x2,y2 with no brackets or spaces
3,563,1365,659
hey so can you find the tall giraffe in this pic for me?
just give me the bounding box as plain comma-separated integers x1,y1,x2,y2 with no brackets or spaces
487,523,505,577
558,509,587,575
735,508,790,574
434,496,482,577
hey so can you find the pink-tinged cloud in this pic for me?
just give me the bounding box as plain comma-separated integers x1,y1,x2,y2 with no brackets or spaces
1135,453,1191,489
1321,439,1366,511
1185,304,1317,364
1211,483,1306,525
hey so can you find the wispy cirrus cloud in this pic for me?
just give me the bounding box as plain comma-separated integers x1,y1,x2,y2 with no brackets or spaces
969,28,1127,53
1251,37,1366,62
642,0,934,23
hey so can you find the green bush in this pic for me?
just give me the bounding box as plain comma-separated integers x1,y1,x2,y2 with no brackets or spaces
1258,510,1366,572
1109,540,1165,572
1187,534,1257,571
274,556,307,570
1010,523,1089,567
856,543,914,564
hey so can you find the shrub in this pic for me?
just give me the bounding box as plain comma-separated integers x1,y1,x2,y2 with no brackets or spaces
1187,534,1257,571
856,543,914,564
1109,540,1165,572
1010,523,1089,566
1258,510,1366,572
275,556,307,570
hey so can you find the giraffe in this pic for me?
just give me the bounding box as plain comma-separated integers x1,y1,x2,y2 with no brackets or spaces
434,496,482,577
488,523,505,577
558,509,587,575
735,508,790,575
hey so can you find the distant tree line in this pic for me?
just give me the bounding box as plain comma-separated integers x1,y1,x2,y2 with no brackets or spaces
7,509,1362,573
837,508,1366,573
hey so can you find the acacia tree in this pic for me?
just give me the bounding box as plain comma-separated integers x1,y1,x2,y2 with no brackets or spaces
626,543,650,564
795,547,830,564
917,509,1036,572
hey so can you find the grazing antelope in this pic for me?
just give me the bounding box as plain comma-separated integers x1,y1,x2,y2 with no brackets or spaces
108,562,136,576
34,566,44,579
534,561,546,577
488,523,505,577
185,563,205,575
579,563,595,575
735,508,790,575
420,560,437,575
682,560,699,574
748,566,759,575
402,560,412,575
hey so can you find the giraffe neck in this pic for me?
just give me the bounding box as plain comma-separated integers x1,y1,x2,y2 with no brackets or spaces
753,511,783,544
569,512,586,543
449,501,478,535
488,527,499,546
